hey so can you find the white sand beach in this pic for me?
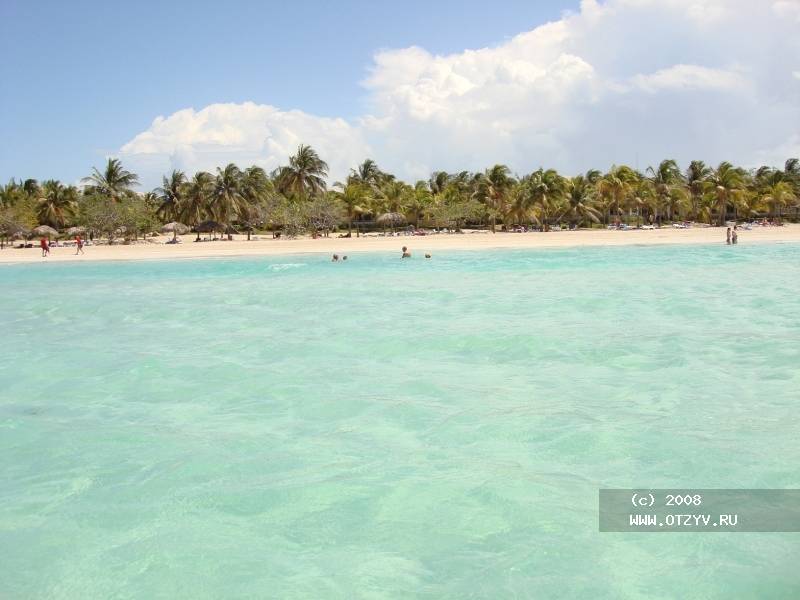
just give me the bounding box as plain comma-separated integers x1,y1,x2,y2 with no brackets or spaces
2,224,799,264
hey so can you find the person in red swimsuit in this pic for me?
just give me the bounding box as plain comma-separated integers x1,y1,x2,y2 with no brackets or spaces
75,235,84,255
40,237,49,257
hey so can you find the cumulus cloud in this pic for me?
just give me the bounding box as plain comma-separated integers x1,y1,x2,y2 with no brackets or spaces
121,103,370,186
120,0,800,187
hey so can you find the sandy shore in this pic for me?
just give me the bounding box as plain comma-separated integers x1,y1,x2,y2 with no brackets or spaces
2,225,799,264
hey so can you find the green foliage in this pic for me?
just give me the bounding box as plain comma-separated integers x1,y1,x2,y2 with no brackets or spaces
78,194,156,243
305,196,345,234
273,145,329,200
82,158,139,202
6,148,800,245
268,197,306,237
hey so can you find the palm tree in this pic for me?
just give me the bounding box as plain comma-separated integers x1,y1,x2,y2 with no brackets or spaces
429,171,450,196
631,178,656,226
350,159,383,187
685,160,711,222
36,180,78,227
407,181,434,228
235,166,271,240
755,169,796,221
597,165,637,225
274,144,328,200
82,158,139,202
378,180,411,214
333,181,369,236
0,180,23,208
564,171,602,228
22,179,41,199
180,172,214,235
647,159,684,223
210,164,245,228
155,170,187,222
706,162,746,225
785,158,800,185
525,169,566,231
474,165,514,232
784,159,800,218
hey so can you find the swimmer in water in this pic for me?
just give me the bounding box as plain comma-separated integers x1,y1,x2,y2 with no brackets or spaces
401,246,411,258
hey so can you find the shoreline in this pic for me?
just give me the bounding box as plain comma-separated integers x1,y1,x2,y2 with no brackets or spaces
2,225,799,264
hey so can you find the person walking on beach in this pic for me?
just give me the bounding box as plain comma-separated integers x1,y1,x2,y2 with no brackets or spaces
401,246,411,258
75,235,84,255
40,237,49,257
732,225,739,245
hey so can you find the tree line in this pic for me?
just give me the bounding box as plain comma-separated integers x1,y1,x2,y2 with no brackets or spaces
1,144,799,244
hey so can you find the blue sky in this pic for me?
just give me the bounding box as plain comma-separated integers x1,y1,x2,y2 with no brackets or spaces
0,0,567,184
1,0,798,188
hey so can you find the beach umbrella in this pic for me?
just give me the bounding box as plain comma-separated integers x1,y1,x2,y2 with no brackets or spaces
193,220,224,241
194,220,223,233
161,222,189,234
0,224,28,249
1,222,27,237
161,221,189,240
32,225,58,240
377,212,406,233
66,226,86,236
377,212,406,227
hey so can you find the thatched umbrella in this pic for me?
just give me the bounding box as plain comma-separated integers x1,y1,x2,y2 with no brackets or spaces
0,223,28,249
194,220,223,233
66,226,86,236
193,220,223,241
33,225,58,240
161,221,189,241
377,212,406,233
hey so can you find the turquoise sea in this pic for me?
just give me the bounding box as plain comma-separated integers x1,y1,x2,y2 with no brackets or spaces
1,243,799,599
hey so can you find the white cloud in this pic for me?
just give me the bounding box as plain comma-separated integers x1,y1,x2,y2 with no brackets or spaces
632,65,746,93
121,102,369,185
773,0,800,22
120,0,800,187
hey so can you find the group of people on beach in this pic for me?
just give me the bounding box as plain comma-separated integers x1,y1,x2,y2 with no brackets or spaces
726,226,739,245
39,236,84,257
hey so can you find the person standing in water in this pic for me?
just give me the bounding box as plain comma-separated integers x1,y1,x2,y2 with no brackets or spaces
726,227,731,245
732,225,739,245
401,246,411,258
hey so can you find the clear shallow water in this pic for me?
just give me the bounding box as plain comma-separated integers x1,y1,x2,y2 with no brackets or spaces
1,243,799,599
